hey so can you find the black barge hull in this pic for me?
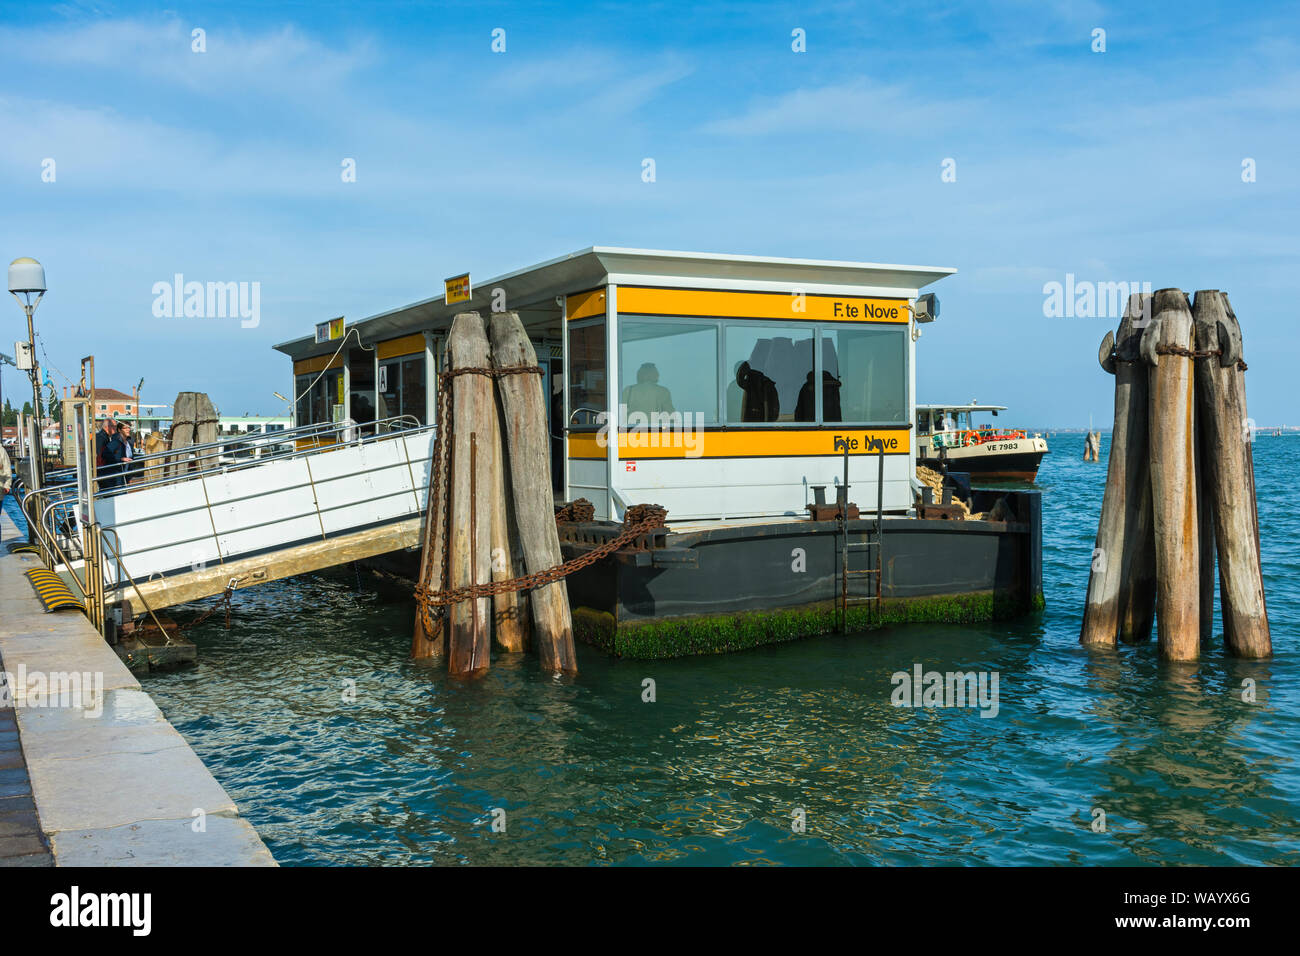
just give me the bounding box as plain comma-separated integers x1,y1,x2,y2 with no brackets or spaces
559,489,1043,659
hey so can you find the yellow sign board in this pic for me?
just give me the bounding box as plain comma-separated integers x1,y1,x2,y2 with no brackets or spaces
614,287,909,323
445,273,472,305
315,317,344,343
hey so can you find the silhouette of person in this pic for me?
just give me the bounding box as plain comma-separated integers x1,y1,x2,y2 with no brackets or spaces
795,370,843,422
622,363,675,418
736,361,779,422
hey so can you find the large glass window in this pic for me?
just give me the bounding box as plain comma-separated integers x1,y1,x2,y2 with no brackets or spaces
821,327,908,423
568,320,606,426
377,355,427,426
618,318,718,425
724,325,815,424
294,368,342,426
348,349,376,428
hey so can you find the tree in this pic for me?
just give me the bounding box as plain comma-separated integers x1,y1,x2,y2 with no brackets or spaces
2,398,14,427
21,401,33,419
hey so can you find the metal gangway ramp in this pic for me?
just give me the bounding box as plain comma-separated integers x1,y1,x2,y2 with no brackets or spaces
23,416,435,619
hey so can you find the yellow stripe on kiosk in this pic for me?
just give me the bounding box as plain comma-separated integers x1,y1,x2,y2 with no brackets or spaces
615,287,909,323
568,428,910,460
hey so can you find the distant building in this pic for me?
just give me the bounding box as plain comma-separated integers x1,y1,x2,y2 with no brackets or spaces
85,386,141,419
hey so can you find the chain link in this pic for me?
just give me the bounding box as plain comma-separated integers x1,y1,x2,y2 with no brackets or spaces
1153,343,1248,371
176,580,236,632
414,358,667,640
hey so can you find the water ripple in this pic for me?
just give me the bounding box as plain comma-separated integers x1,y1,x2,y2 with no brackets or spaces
142,434,1300,865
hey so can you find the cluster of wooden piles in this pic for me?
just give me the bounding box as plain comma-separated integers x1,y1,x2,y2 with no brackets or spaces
1081,290,1270,660
410,311,577,678
141,391,218,483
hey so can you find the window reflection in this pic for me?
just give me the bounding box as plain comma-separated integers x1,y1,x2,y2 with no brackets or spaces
618,319,718,424
377,355,427,426
294,368,342,426
567,321,607,425
725,326,814,424
822,327,907,423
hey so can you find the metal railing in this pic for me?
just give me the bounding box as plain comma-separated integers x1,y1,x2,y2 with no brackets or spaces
40,414,426,496
27,415,433,545
94,419,433,590
929,427,1029,450
13,417,437,641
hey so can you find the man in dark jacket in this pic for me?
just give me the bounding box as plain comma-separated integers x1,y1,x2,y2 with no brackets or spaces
95,416,119,490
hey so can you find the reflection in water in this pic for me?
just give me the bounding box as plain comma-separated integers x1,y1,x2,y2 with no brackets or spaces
143,435,1299,866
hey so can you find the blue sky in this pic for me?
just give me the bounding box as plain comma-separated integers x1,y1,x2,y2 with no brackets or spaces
2,0,1297,426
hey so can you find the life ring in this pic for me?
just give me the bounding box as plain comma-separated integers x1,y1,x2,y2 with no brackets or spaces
966,430,982,445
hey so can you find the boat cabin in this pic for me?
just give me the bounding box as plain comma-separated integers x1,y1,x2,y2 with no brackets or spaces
273,248,955,522
917,403,1011,444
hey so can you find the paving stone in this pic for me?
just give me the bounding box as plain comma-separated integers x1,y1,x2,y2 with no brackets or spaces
0,832,48,858
52,816,277,867
1,508,272,866
0,851,54,867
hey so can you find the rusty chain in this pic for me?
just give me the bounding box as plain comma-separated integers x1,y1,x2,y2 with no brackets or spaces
175,580,236,632
414,357,667,639
1108,343,1247,371
554,497,595,523
1154,343,1247,371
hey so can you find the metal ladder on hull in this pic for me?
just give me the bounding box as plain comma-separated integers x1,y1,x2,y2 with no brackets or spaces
839,443,885,631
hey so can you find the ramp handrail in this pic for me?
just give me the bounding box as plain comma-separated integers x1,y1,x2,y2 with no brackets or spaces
99,426,433,588
40,414,428,496
16,491,93,607
97,526,179,646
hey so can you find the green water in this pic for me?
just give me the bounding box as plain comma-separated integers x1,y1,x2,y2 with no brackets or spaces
142,434,1298,865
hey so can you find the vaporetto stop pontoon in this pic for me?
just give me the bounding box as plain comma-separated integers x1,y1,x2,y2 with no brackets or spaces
22,248,1044,663
274,248,1045,657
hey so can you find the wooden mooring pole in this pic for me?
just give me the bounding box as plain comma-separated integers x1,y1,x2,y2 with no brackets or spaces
1142,289,1199,660
410,402,449,660
488,389,528,654
1191,290,1271,658
447,313,494,677
488,311,577,676
1081,293,1156,646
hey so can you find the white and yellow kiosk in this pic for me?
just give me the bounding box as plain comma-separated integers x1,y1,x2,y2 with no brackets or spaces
275,248,1043,657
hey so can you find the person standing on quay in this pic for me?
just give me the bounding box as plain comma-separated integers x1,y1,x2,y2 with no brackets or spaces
0,441,12,529
95,416,120,490
114,421,138,487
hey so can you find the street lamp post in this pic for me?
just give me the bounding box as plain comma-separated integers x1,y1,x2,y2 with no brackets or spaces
8,257,47,490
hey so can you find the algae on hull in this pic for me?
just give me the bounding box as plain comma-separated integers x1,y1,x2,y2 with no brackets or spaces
573,590,1044,660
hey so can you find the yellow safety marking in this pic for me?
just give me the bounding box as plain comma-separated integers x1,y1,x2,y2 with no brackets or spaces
24,568,86,613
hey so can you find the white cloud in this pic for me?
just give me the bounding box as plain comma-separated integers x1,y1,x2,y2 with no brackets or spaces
0,17,373,104
701,79,978,136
